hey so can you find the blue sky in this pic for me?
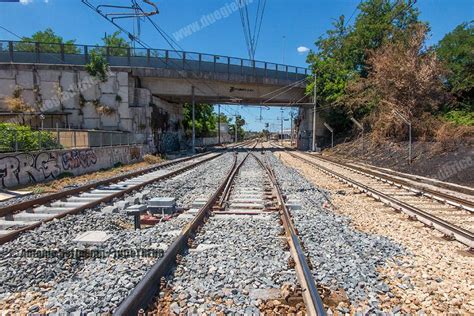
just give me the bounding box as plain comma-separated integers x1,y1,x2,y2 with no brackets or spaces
1,0,472,131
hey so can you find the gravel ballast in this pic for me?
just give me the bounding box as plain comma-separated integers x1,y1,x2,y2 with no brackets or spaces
0,153,234,314
265,150,406,314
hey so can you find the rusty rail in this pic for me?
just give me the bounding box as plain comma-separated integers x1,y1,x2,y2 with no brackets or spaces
0,153,220,245
253,153,326,316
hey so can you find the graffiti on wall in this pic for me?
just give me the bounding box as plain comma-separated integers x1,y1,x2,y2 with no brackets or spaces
61,149,97,170
130,146,141,160
0,152,60,187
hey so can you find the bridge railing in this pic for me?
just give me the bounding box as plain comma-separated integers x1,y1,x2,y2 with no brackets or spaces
0,40,308,82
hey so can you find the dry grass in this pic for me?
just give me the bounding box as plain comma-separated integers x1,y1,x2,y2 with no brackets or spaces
143,154,163,164
20,161,151,194
4,97,34,113
433,122,474,152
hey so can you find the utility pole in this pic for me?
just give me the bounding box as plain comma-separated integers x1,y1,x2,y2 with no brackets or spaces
234,114,238,143
218,104,221,145
191,86,195,153
282,35,286,64
312,76,317,151
290,110,294,147
280,108,284,145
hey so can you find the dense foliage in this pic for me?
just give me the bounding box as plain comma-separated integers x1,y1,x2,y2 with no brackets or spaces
436,21,474,109
307,0,473,142
183,104,218,138
16,28,79,54
0,123,60,152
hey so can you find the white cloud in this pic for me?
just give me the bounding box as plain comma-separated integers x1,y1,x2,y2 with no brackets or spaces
19,0,49,4
297,46,310,54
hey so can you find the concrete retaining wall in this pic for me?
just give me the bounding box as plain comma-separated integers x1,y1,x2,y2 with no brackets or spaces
0,144,149,189
0,64,152,134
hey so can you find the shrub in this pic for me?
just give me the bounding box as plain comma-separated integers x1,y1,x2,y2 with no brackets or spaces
0,123,61,152
85,51,109,82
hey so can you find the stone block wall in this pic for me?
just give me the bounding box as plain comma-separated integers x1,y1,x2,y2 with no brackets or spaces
0,144,149,189
0,65,151,135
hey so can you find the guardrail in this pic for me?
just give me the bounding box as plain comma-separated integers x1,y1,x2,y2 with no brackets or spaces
0,128,146,153
0,40,308,82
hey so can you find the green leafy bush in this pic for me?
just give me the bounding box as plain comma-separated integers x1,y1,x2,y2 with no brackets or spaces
0,123,61,152
442,109,474,126
85,51,109,82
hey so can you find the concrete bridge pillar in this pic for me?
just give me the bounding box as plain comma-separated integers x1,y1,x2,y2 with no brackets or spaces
296,106,326,151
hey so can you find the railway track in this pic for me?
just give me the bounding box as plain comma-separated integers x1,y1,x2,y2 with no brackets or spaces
274,145,474,248
116,146,326,315
0,152,222,244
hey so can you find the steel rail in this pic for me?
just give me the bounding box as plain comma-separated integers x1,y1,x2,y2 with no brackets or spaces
0,152,210,218
288,152,474,248
114,151,253,315
0,153,221,245
302,152,474,212
252,153,326,316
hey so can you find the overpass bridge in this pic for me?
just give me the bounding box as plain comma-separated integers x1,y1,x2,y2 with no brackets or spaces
0,40,319,150
0,40,309,104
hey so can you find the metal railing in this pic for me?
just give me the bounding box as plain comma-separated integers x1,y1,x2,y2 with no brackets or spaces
0,128,146,153
0,40,308,82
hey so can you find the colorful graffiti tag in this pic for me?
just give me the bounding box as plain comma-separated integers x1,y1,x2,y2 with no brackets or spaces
0,152,60,188
61,149,97,170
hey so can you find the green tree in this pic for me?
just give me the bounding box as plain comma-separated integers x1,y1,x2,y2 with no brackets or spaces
101,31,130,56
16,28,79,54
229,115,246,141
436,21,474,106
183,103,217,138
306,0,422,131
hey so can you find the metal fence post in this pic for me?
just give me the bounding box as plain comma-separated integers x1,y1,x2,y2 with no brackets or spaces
110,132,113,146
35,42,40,63
14,130,18,152
60,43,65,63
56,124,60,149
84,45,89,64
127,47,131,66
106,47,110,63
146,49,150,67
38,130,42,150
227,57,230,80
182,52,186,70
198,53,202,72
8,41,13,62
100,131,103,147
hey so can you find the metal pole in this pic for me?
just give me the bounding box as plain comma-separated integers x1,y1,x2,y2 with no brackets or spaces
14,130,18,152
312,76,317,151
192,86,196,153
331,131,334,148
234,114,238,143
280,108,283,145
218,104,221,145
408,123,412,164
290,111,294,146
56,123,60,149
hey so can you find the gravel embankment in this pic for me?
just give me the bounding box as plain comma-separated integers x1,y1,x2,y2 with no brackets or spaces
0,153,234,314
278,150,474,315
154,154,298,315
264,151,406,314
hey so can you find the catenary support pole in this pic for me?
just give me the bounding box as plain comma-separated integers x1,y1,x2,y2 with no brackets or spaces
312,76,317,151
218,104,221,145
280,108,284,145
192,86,195,153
